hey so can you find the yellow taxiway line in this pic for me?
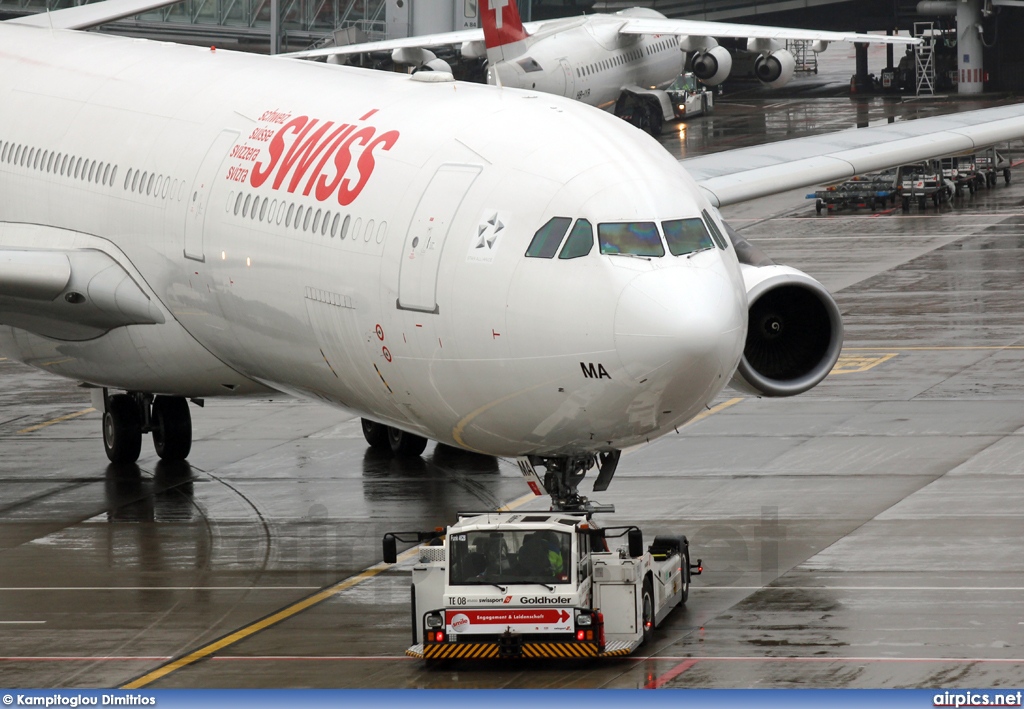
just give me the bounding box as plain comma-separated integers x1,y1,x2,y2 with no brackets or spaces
17,407,95,434
121,490,537,689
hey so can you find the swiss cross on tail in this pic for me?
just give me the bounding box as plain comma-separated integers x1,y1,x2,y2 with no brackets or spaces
482,0,528,50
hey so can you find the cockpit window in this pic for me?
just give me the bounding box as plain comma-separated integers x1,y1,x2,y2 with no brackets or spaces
663,218,714,256
558,219,593,259
525,217,572,258
701,209,729,250
598,222,665,257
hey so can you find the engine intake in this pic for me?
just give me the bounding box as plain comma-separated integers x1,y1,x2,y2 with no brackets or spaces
753,49,796,88
731,265,843,397
690,45,732,86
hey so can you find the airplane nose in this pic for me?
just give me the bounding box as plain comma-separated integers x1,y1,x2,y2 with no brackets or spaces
613,264,746,390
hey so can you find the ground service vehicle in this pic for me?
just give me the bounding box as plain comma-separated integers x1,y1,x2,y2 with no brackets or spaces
810,169,898,214
665,73,714,120
383,511,701,660
974,147,1013,188
899,161,953,210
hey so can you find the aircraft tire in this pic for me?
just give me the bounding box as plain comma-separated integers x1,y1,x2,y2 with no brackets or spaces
1005,169,1012,185
152,395,192,460
361,418,390,450
103,394,142,464
388,427,428,457
648,105,662,137
641,577,655,644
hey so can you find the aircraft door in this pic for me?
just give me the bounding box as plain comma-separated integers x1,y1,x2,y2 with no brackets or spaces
397,163,481,313
559,58,575,98
184,130,238,262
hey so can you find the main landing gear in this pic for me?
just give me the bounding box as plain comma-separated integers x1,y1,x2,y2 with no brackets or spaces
101,390,193,463
361,418,428,457
518,451,621,512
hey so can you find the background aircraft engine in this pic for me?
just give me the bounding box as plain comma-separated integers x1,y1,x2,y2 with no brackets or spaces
730,265,843,397
753,49,796,88
690,46,732,86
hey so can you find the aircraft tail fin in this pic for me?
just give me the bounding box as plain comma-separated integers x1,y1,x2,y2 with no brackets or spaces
480,0,529,63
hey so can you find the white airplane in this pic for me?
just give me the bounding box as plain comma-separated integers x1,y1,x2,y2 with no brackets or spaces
2,0,1023,510
285,0,918,134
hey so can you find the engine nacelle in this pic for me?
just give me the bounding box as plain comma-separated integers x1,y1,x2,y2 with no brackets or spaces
730,264,843,397
690,45,732,86
753,49,796,88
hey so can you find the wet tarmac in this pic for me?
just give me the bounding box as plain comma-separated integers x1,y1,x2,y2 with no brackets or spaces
3,92,1024,688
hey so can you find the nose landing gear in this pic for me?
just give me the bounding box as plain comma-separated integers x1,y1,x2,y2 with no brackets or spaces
517,451,621,512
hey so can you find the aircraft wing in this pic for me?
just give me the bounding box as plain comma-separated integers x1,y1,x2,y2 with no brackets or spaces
6,0,184,30
683,103,1024,207
0,248,165,341
616,17,919,45
281,29,486,60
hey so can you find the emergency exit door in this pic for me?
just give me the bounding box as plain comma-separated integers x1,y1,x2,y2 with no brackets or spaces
397,163,481,313
184,130,238,262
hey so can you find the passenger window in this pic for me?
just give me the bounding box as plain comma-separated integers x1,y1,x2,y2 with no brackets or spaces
146,173,154,195
663,218,714,256
525,216,571,258
598,222,664,257
330,212,340,237
701,209,729,250
259,198,268,221
234,192,243,215
103,164,111,185
559,219,594,259
286,203,295,227
132,170,139,192
242,194,251,217
303,207,312,231
110,166,117,187
322,210,331,236
365,219,375,241
295,205,304,229
312,209,322,234
125,169,132,190
88,162,96,183
340,214,350,239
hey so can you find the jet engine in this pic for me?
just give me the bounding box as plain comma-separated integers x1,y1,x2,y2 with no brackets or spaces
392,47,452,74
753,49,796,88
690,45,732,86
730,264,843,397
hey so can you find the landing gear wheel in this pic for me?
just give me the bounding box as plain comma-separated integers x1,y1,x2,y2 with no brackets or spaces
361,418,390,450
388,427,428,457
103,394,142,464
641,577,655,645
681,547,691,604
815,199,823,215
1005,169,1012,185
647,107,662,137
151,396,192,460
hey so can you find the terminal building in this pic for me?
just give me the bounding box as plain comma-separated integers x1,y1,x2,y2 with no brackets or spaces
0,0,1021,91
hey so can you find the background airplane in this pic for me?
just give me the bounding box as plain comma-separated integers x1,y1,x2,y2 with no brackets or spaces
1,0,1021,512
285,0,918,134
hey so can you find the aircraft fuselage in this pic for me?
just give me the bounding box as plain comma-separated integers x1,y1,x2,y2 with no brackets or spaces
0,24,746,457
